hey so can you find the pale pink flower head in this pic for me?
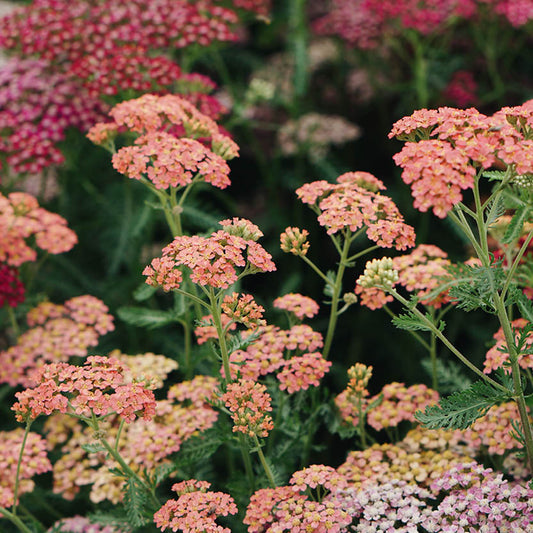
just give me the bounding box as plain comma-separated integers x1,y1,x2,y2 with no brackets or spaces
296,172,416,249
144,219,275,291
276,352,332,394
290,464,348,493
273,292,320,320
221,378,274,438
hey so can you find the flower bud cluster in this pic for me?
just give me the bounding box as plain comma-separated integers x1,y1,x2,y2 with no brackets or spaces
357,257,398,289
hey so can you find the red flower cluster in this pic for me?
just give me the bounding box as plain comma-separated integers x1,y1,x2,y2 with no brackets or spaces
0,0,240,64
0,191,77,266
390,102,533,217
0,264,25,308
296,171,416,250
12,356,156,423
0,295,114,387
144,218,275,290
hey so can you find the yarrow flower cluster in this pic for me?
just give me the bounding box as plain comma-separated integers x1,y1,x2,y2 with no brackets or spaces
296,172,416,249
0,191,77,267
355,244,453,309
221,378,274,438
273,293,320,320
88,94,239,161
47,516,128,532
12,356,156,423
0,295,114,386
154,480,238,533
390,102,533,217
0,58,106,174
0,429,51,511
143,218,275,290
220,292,266,328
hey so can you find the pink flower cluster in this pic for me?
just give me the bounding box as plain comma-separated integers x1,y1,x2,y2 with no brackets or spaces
296,171,416,250
0,429,52,511
89,94,239,160
0,58,106,174
337,380,439,431
154,479,238,533
221,378,274,438
244,468,351,532
483,318,533,374
0,295,114,386
0,191,77,267
222,324,331,393
273,293,320,320
355,244,452,310
47,516,128,533
12,356,156,423
390,102,533,217
144,218,275,290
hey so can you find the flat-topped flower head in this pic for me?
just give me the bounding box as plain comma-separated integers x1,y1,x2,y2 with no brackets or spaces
12,356,156,423
0,429,52,510
221,378,274,438
144,219,275,291
296,172,415,249
276,352,331,394
280,227,310,256
290,464,348,493
273,293,320,320
154,482,238,533
112,131,231,191
0,295,114,387
0,191,77,267
357,257,399,289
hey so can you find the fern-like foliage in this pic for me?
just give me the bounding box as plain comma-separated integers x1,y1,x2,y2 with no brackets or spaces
121,475,152,528
446,262,506,313
420,358,473,395
415,380,510,430
392,311,444,332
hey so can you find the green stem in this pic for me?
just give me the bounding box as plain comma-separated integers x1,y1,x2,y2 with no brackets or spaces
408,31,429,108
322,234,352,359
7,306,20,337
0,506,34,533
299,254,335,287
357,396,367,449
429,308,438,391
382,305,431,352
208,289,232,384
388,288,509,393
238,434,256,492
253,435,276,488
179,318,193,379
12,421,32,517
501,229,533,300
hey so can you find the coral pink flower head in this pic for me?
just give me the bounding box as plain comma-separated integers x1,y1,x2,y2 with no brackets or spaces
273,293,320,320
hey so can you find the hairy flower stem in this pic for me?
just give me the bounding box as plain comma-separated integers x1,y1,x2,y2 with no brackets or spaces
208,289,233,384
238,434,256,492
323,235,352,359
253,435,276,488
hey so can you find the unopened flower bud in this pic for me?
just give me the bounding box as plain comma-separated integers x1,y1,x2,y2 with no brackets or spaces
280,227,310,256
220,218,263,241
357,257,398,289
512,174,533,189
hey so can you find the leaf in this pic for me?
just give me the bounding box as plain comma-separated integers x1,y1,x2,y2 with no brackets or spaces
502,207,531,244
415,380,509,430
123,477,151,528
514,287,533,323
133,282,157,302
323,270,336,298
81,442,107,454
117,306,177,329
392,311,441,332
172,430,225,468
485,196,506,228
420,358,473,395
483,170,507,181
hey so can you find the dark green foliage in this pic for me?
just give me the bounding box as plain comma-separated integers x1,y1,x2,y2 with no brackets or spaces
415,380,510,430
420,358,473,394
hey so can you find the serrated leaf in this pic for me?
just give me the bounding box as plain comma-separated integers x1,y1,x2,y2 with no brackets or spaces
515,288,533,323
392,311,432,332
123,477,150,528
420,358,473,395
502,207,531,244
133,282,157,302
117,306,177,329
323,270,336,298
172,432,224,468
483,170,507,181
485,196,506,227
415,380,509,430
81,442,107,454
364,392,384,414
